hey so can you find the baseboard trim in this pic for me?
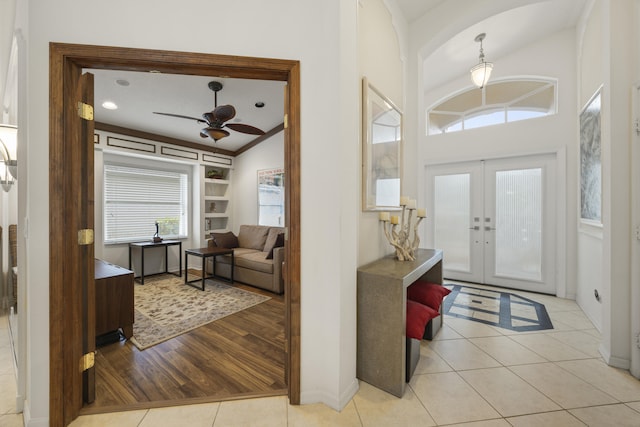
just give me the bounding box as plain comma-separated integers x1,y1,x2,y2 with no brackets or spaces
23,401,48,427
599,344,631,370
300,378,359,412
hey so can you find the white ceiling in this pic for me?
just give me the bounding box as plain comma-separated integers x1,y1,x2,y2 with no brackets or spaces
91,69,285,153
419,1,586,92
90,1,586,153
394,0,444,24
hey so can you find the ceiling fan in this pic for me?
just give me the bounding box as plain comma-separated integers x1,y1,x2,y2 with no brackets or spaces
153,81,265,142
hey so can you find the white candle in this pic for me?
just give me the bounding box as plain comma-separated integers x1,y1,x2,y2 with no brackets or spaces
399,196,409,206
417,208,426,218
379,212,390,221
407,199,417,209
390,215,399,225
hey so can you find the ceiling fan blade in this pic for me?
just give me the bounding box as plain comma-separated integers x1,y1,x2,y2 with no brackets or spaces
202,112,215,125
201,127,230,141
212,104,236,123
153,112,207,124
226,123,266,135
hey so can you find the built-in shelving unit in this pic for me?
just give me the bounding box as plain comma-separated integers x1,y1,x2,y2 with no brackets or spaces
202,162,232,245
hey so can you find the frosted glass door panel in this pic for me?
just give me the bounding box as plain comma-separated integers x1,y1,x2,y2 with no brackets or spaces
426,162,483,283
434,174,471,272
426,154,556,294
494,168,542,281
483,154,556,294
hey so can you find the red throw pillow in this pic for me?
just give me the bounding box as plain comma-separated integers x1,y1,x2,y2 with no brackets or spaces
406,300,440,340
407,281,451,311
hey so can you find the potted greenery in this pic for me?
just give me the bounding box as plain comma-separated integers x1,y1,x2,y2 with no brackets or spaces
207,169,224,179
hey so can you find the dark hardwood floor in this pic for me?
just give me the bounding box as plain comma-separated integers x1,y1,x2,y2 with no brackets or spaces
83,272,286,413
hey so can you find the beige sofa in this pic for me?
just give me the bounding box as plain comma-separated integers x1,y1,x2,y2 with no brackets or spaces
206,225,285,294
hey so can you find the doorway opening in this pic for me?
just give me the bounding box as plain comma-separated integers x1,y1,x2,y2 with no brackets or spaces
49,43,301,426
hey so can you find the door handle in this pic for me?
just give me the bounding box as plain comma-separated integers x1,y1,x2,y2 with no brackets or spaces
469,226,480,231
485,226,496,231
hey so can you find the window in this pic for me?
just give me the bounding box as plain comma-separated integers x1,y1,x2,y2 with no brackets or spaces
104,164,189,243
428,78,557,135
258,168,285,226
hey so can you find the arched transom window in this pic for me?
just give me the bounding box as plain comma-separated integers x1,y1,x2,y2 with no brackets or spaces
428,78,557,135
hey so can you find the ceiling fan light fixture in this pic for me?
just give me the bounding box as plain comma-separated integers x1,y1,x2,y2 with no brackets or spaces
155,80,265,141
201,127,230,141
470,33,493,89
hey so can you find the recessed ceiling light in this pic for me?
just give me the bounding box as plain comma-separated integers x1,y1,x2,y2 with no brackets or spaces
255,101,265,108
102,101,118,110
115,79,130,87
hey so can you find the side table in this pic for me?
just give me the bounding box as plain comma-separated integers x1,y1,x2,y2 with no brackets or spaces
184,247,234,291
129,240,182,284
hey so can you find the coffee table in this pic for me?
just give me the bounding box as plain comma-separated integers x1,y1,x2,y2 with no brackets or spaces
184,247,234,291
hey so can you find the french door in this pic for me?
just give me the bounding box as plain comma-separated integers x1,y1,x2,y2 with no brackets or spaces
426,154,556,294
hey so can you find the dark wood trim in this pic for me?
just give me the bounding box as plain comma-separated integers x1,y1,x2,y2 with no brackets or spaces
96,122,234,157
284,63,301,404
49,40,66,427
50,42,302,426
160,145,199,160
96,121,284,157
106,136,156,154
233,123,285,156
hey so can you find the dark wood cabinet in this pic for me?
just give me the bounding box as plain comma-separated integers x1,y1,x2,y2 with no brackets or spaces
95,259,134,339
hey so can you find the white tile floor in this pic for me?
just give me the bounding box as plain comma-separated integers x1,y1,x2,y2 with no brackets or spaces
3,284,640,426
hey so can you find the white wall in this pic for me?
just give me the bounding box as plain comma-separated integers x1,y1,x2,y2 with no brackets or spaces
576,0,604,332
22,0,361,424
233,133,284,230
597,0,634,369
577,0,636,370
357,0,408,266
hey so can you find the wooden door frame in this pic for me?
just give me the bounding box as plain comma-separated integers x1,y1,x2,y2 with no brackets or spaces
49,43,301,426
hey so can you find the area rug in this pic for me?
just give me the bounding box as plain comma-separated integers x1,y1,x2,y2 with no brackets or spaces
443,284,553,332
130,274,270,350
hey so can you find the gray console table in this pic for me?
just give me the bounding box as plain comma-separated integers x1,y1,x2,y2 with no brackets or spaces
357,248,443,397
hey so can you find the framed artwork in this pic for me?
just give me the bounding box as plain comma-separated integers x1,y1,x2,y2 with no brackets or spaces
362,76,403,211
579,87,602,223
258,167,285,226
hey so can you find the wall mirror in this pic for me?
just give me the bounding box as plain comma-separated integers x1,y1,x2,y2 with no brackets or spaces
362,77,403,211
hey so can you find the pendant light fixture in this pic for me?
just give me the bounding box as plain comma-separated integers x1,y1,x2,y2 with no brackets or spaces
470,33,493,89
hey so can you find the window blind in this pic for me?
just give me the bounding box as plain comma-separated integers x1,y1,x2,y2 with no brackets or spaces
104,164,188,243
